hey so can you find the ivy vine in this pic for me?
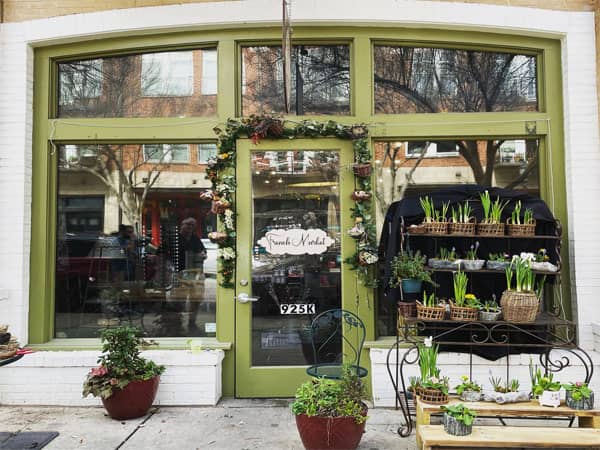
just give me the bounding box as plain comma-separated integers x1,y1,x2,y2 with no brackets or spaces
206,115,378,290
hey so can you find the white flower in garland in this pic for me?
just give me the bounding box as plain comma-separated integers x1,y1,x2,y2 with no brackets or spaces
216,183,231,195
224,209,234,230
219,247,236,260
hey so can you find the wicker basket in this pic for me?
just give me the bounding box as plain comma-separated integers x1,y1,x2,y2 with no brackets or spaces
500,290,540,323
398,301,416,318
407,224,427,234
352,163,372,177
418,387,449,405
477,222,505,236
449,301,479,321
416,301,446,321
506,219,536,237
424,221,448,235
448,219,476,235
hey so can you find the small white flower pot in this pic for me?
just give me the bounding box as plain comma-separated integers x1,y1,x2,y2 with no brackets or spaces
538,390,561,407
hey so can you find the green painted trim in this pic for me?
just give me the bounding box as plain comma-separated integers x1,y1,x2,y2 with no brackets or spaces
364,337,398,349
31,338,232,351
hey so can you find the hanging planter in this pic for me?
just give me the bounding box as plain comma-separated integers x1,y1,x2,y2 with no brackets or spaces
352,163,372,177
351,190,371,201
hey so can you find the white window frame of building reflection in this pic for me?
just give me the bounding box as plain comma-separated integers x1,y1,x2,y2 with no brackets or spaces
141,51,194,97
198,143,217,164
498,140,527,165
405,141,459,158
143,143,190,164
59,144,98,168
264,151,311,174
201,50,218,95
59,59,103,106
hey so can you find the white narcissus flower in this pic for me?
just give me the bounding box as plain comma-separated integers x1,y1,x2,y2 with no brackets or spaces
219,247,236,260
519,252,535,262
424,336,433,347
224,209,234,230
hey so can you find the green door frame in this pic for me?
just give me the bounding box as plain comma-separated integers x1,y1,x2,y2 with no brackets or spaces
235,138,371,397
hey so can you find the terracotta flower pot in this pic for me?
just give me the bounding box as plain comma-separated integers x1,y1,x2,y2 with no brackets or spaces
295,410,367,450
102,376,160,420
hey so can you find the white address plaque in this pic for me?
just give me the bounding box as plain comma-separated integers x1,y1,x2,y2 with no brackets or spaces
279,304,316,315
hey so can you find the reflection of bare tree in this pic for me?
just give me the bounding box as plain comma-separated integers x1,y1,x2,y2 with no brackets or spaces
60,145,173,230
374,47,537,185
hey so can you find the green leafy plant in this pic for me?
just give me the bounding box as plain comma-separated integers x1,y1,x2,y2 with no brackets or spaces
463,294,481,309
480,190,508,224
434,201,450,222
291,365,368,424
420,196,435,223
506,257,535,292
82,326,165,400
455,375,482,395
488,252,510,262
482,300,500,313
389,251,435,287
489,375,520,393
510,200,522,225
418,338,440,381
453,271,468,306
441,403,477,426
422,291,437,307
529,360,561,396
562,382,593,401
451,203,473,223
438,247,457,261
465,241,480,260
536,248,550,262
524,208,534,224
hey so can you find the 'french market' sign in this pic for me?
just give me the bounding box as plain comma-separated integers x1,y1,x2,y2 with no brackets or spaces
258,228,334,255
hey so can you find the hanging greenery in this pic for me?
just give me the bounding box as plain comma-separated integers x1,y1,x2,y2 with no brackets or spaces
207,115,377,289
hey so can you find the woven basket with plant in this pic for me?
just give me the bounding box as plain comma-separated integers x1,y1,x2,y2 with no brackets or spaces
477,190,508,236
506,200,536,236
448,203,476,235
420,196,449,235
416,291,445,320
416,338,449,405
500,258,542,323
449,271,480,321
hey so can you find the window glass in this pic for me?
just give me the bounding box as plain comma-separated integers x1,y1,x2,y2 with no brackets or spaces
374,46,538,113
374,138,540,336
198,143,217,164
144,144,189,163
241,45,350,115
141,52,194,96
55,143,217,338
57,48,217,118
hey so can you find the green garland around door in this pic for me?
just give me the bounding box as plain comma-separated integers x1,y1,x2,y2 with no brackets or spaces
206,115,378,290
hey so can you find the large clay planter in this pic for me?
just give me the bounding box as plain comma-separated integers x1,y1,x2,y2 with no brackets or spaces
295,410,367,450
102,376,160,420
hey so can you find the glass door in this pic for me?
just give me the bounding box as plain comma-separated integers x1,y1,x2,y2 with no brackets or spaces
235,139,354,397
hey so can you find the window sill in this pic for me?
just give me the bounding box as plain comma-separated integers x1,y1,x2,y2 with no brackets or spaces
30,337,232,351
364,336,402,349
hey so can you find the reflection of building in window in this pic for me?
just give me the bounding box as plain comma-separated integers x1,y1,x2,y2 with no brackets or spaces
59,59,102,106
59,144,98,167
143,144,190,163
58,196,104,233
497,140,527,164
406,141,459,158
197,143,217,164
141,51,194,96
201,50,217,95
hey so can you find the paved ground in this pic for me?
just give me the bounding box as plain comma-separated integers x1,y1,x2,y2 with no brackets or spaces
0,399,418,450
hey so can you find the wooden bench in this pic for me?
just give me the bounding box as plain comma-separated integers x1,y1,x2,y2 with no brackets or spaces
419,425,600,449
416,397,600,449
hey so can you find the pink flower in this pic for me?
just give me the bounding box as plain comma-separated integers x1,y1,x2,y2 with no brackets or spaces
575,381,583,387
89,366,108,377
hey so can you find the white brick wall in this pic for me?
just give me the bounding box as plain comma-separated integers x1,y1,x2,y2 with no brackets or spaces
0,350,224,406
0,0,598,404
371,348,600,408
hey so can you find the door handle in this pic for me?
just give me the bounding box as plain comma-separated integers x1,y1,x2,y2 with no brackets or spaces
235,293,259,303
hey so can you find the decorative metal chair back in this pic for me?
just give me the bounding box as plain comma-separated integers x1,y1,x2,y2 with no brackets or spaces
309,309,366,367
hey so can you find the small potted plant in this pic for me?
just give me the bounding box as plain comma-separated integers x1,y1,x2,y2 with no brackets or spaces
441,403,477,436
477,190,508,236
486,252,511,271
483,375,529,403
449,202,476,235
455,375,482,402
428,247,460,270
530,249,559,273
500,257,540,323
390,250,435,294
563,382,594,410
82,326,165,420
417,337,449,405
530,363,561,407
479,300,502,321
352,139,372,177
416,291,446,321
461,241,484,271
449,271,480,321
420,196,449,234
506,200,536,236
292,365,368,450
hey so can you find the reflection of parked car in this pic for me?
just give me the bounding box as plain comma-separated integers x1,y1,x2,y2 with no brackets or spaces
201,239,217,278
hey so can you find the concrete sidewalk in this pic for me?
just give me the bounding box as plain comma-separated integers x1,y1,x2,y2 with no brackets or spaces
0,400,417,450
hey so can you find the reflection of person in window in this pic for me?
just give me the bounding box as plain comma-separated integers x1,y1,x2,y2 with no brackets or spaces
178,217,207,271
112,224,136,281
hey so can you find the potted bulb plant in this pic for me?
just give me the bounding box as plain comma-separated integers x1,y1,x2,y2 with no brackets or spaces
500,257,540,323
530,363,561,408
428,247,460,270
506,200,536,236
479,300,502,321
461,241,484,270
486,252,511,271
416,337,449,405
449,202,476,235
390,250,436,318
441,403,477,436
455,375,482,402
420,196,449,234
449,271,480,321
292,365,368,450
82,326,165,420
563,382,594,410
416,291,446,321
477,190,508,236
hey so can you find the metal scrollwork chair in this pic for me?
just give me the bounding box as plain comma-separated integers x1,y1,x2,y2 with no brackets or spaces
305,309,368,380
